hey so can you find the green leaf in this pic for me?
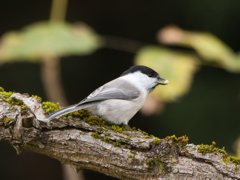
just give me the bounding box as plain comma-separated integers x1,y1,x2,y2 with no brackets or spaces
0,21,102,62
159,26,240,73
135,46,198,102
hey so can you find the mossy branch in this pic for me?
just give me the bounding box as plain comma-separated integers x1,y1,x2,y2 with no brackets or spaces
0,88,240,179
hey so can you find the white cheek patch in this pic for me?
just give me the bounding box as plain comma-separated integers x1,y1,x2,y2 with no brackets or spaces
120,72,158,92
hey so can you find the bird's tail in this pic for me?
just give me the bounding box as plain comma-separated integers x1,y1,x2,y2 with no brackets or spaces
43,103,94,122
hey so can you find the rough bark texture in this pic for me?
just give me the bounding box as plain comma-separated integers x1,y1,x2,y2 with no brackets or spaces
0,93,240,180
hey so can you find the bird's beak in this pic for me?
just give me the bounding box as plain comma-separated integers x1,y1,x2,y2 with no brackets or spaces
158,77,169,85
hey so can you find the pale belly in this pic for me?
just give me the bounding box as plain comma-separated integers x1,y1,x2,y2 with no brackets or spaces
86,98,146,125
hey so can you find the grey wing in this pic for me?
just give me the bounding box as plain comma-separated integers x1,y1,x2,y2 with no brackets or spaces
77,79,140,106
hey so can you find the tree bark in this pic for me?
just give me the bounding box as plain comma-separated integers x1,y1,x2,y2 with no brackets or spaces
0,92,239,180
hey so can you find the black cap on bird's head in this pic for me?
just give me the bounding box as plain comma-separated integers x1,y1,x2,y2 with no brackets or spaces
121,65,169,85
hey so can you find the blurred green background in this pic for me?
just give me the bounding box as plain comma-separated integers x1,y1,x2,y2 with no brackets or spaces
1,0,240,180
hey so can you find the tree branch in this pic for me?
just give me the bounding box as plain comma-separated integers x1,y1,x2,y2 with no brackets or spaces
0,92,239,180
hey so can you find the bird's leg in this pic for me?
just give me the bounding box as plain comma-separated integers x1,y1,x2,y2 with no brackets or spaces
122,123,131,130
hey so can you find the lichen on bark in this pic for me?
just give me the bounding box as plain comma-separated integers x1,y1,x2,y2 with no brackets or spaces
0,90,240,180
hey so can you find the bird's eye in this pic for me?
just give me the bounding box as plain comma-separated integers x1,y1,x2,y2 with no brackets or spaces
148,74,152,77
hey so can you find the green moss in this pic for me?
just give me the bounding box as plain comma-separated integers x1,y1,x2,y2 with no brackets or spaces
4,117,12,126
137,128,147,135
229,156,240,164
130,127,149,135
196,141,240,166
4,98,21,105
91,132,100,139
104,137,113,143
128,155,137,160
0,91,14,98
121,125,128,130
42,101,61,114
32,95,42,102
165,135,189,149
153,138,160,145
142,131,148,135
146,159,153,166
234,166,239,170
21,105,27,110
76,109,90,118
82,114,120,129
46,106,87,120
131,127,136,131
166,135,177,141
0,90,27,110
145,154,167,172
198,141,220,155
222,153,231,164
177,135,189,144
124,139,129,143
42,101,88,119
113,141,121,147
103,137,123,148
109,125,123,133
141,136,150,139
155,160,165,172
153,155,166,172
222,152,228,159
185,152,196,160
98,118,107,127
130,150,136,154
79,114,130,135
8,106,17,111
0,87,4,92
91,129,122,147
166,135,189,145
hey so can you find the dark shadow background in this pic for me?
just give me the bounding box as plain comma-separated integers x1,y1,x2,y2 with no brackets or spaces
1,0,240,180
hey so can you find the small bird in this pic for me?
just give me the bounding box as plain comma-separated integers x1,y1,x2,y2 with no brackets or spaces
44,65,168,128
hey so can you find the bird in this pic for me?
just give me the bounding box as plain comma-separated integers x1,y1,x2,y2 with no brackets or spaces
43,65,168,128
